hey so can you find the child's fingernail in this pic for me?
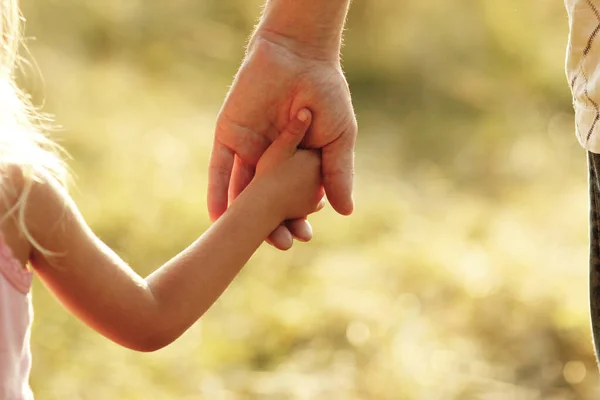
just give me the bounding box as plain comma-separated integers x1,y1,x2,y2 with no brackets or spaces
298,109,309,122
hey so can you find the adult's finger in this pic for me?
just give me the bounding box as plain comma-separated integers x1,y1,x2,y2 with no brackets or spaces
228,155,255,205
284,194,325,243
314,196,326,213
322,127,357,216
266,219,312,247
286,219,313,242
208,140,235,221
266,225,294,250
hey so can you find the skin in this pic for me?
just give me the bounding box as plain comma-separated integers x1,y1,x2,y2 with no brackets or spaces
209,0,357,251
2,110,323,352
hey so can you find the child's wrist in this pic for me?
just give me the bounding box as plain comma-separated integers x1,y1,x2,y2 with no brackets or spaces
243,178,286,228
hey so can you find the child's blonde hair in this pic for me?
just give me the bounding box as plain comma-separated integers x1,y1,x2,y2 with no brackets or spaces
0,0,69,252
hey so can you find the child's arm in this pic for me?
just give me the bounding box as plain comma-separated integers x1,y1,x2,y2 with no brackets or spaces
24,110,322,352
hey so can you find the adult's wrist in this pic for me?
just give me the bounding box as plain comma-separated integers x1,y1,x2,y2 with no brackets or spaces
249,25,342,63
248,0,351,63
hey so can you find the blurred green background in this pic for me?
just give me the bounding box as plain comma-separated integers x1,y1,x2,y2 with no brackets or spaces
16,0,597,398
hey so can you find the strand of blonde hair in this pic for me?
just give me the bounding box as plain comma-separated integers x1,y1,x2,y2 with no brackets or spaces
0,0,70,257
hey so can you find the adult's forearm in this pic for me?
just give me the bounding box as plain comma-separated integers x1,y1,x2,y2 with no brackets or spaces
253,0,352,60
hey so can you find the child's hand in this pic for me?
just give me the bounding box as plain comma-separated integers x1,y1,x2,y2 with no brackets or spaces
255,109,325,222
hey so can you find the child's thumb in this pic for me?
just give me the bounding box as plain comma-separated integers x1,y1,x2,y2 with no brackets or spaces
276,108,312,154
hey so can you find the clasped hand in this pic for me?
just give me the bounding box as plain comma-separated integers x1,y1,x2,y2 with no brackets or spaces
208,36,357,249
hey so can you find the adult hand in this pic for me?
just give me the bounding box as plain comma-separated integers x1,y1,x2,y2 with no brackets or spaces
208,32,357,250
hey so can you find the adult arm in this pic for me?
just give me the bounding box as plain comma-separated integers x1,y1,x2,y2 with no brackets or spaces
254,0,352,61
209,0,357,250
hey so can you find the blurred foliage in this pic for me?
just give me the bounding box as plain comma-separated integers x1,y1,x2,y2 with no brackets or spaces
13,0,600,398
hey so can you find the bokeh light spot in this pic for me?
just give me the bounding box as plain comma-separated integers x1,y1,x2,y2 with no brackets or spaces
563,361,586,384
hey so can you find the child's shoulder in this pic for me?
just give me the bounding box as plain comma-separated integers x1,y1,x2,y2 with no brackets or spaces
0,162,60,211
0,161,71,265
0,162,27,196
0,162,33,267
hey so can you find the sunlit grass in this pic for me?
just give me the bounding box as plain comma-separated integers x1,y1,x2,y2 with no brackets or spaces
16,0,600,398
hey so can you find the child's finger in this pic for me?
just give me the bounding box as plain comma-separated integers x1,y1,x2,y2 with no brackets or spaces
273,108,312,155
310,186,327,214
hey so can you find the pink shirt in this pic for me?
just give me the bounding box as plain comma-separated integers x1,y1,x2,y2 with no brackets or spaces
0,233,34,399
